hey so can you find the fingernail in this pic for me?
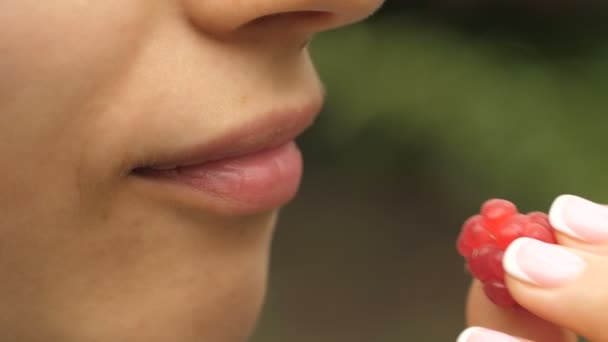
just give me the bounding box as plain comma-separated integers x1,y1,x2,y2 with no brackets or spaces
457,327,520,342
503,237,586,287
550,194,608,242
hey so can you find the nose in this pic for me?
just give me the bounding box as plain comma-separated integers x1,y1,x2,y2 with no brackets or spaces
182,0,385,36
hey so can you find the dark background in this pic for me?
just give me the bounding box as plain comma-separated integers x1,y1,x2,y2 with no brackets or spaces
252,2,607,341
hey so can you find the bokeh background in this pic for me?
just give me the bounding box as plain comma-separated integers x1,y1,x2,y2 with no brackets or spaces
252,2,607,341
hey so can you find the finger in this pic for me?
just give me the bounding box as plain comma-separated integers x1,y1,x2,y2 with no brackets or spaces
457,326,533,342
504,237,608,341
466,280,576,342
549,194,608,256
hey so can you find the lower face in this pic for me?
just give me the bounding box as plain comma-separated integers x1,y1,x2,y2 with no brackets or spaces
0,2,324,341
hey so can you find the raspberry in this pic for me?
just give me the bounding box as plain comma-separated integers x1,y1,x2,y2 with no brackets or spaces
527,211,550,226
481,199,518,234
457,215,494,258
456,199,557,308
483,281,516,307
468,245,504,282
495,214,527,249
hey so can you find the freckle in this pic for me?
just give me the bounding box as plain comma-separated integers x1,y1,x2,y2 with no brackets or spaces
131,219,144,229
99,209,111,223
239,94,249,105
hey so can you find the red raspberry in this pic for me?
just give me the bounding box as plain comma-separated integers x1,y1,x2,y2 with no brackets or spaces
481,199,518,234
468,245,504,282
457,215,494,258
483,281,516,307
456,199,557,308
527,211,550,226
495,214,527,249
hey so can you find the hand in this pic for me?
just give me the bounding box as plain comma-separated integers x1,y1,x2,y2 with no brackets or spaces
458,195,608,342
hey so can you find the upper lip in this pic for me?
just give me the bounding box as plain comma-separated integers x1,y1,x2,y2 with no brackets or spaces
134,98,323,171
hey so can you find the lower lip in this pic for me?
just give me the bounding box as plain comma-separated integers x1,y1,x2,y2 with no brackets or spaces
135,142,303,215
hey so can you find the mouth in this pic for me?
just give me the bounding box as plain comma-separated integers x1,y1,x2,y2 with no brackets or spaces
131,99,322,216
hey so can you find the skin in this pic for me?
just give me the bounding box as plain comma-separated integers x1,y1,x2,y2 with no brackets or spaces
463,200,608,342
0,1,383,341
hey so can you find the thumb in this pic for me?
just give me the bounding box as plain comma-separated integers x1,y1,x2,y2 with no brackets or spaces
466,279,576,342
503,237,604,341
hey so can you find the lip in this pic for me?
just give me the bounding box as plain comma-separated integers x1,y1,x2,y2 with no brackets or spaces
140,100,320,170
131,99,322,215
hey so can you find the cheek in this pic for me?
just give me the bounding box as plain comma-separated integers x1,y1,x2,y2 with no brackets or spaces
0,2,274,340
0,0,151,226
0,1,150,98
0,1,151,160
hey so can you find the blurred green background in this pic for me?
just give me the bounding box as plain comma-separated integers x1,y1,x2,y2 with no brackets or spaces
252,3,606,341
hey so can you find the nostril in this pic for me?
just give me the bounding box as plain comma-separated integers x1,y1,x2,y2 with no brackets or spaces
183,1,382,37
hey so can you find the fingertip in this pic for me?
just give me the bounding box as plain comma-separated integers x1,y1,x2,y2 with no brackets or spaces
549,194,608,243
457,326,521,342
457,327,477,342
503,237,586,288
503,238,540,286
549,195,585,241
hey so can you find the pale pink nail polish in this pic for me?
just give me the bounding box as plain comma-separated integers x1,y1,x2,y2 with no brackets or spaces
457,327,520,342
550,194,608,242
503,238,585,287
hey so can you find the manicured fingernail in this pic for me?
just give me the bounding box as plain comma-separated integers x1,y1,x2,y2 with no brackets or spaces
550,194,608,242
457,327,520,342
503,237,585,287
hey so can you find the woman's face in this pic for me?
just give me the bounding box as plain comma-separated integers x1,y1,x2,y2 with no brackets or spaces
0,1,383,341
